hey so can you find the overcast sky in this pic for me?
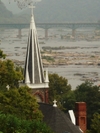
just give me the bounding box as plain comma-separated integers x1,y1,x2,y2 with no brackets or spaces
1,0,41,14
1,0,24,14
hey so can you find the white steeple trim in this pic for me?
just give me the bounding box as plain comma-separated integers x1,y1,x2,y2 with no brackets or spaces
23,2,48,87
20,82,49,89
30,15,36,30
24,36,31,83
25,69,30,83
45,69,49,83
32,29,34,83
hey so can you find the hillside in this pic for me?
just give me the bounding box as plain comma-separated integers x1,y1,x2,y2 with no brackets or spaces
38,0,100,22
17,0,100,23
1,0,100,23
0,0,13,23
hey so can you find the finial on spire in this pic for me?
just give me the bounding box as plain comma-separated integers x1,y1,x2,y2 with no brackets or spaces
28,2,35,16
53,100,57,107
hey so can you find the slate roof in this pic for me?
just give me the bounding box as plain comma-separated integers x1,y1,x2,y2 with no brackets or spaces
39,103,82,133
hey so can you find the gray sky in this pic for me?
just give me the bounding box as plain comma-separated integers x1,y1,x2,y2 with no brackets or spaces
1,0,23,14
1,0,41,14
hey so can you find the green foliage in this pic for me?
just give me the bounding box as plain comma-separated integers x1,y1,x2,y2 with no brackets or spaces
74,81,100,129
0,49,6,59
75,81,100,113
88,113,100,133
55,80,100,130
63,90,76,111
49,73,71,109
0,86,43,120
0,59,23,89
0,1,13,23
0,113,54,133
91,113,100,133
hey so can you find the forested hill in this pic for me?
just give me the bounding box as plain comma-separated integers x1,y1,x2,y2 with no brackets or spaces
17,0,100,23
0,0,13,23
1,0,100,23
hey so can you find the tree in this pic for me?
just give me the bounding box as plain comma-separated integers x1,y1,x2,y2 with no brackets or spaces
87,113,100,133
91,113,100,133
0,49,6,59
62,90,76,112
0,59,23,89
49,73,71,109
0,113,54,133
74,81,100,129
0,86,43,120
0,86,54,133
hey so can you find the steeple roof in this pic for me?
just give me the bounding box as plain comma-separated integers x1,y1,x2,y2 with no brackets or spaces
21,5,49,103
24,10,45,86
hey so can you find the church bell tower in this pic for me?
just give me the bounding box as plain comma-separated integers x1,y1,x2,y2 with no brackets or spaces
23,5,49,103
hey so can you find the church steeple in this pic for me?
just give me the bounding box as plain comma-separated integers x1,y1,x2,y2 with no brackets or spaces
24,11,44,84
23,5,49,103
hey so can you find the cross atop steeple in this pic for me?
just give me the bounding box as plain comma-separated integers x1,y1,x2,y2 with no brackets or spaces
28,2,35,16
23,4,49,103
24,5,44,84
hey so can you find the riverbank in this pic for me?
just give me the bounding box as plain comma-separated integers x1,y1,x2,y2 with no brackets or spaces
1,29,100,89
9,47,100,90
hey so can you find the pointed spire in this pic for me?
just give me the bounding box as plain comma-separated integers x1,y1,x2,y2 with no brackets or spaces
24,4,45,85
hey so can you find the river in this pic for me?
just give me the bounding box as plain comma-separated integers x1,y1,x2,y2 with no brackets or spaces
0,28,100,89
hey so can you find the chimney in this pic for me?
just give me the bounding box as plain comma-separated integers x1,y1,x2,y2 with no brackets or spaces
75,102,87,133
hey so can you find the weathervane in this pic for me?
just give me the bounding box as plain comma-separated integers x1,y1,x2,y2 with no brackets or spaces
9,0,41,9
